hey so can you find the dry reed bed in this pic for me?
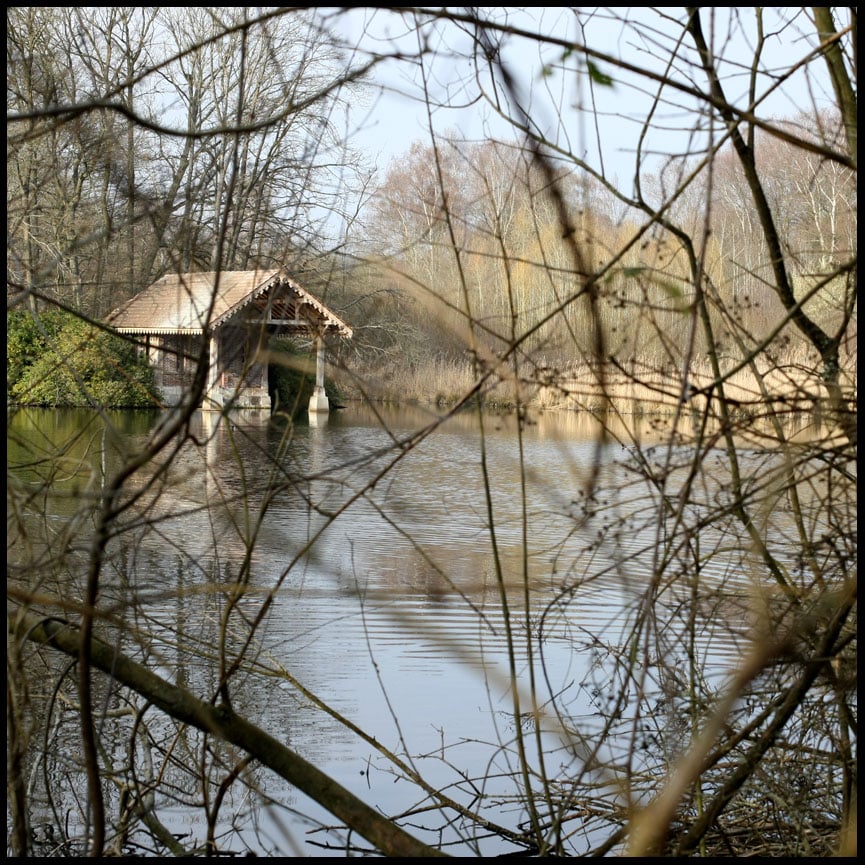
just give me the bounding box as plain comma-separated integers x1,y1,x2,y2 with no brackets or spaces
350,351,856,419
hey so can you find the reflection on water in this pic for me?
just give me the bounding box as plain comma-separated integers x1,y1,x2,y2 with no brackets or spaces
8,403,809,856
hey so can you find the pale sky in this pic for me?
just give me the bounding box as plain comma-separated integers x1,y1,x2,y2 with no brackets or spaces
331,7,839,185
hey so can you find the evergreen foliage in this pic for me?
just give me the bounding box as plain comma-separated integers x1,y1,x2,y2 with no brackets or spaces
7,307,160,408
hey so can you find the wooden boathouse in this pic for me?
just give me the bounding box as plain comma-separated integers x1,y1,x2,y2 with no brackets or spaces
106,269,352,413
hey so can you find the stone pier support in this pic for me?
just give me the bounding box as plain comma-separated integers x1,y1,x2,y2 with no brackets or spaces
308,335,329,415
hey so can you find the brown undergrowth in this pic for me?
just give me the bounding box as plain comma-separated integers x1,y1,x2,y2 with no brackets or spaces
337,347,857,420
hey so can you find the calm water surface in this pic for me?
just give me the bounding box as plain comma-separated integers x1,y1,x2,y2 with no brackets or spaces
9,403,777,856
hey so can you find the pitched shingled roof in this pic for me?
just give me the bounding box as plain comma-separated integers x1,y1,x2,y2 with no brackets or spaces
107,269,352,337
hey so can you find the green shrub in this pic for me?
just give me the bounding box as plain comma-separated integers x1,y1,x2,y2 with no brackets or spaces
7,307,160,408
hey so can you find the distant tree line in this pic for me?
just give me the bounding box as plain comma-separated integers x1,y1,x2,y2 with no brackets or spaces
8,9,855,405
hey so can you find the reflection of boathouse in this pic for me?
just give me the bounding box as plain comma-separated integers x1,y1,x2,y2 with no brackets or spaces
107,269,352,412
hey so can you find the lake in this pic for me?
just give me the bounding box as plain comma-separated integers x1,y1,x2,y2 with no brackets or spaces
6,402,824,857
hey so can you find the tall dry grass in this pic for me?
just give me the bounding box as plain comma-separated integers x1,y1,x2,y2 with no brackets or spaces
344,343,856,418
